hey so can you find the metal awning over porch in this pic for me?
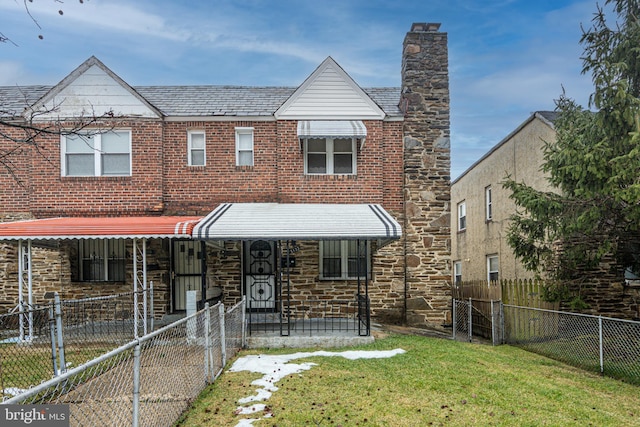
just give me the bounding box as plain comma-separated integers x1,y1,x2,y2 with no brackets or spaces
0,216,202,240
0,216,202,340
192,203,401,244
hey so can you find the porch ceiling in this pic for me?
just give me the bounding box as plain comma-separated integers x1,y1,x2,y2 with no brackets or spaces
0,216,202,240
192,203,401,242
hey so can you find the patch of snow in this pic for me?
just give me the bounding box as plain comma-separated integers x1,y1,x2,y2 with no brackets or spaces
235,403,267,415
230,348,405,426
3,387,28,397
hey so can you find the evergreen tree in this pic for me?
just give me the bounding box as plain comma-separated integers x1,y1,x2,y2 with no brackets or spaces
504,0,640,282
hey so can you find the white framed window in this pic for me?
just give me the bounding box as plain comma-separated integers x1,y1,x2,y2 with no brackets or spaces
485,186,493,221
457,201,466,231
188,131,206,166
487,255,499,282
454,261,462,284
235,127,254,166
61,130,131,176
319,240,370,280
304,137,356,175
79,239,126,282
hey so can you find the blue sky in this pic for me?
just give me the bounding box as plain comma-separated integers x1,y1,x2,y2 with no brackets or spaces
0,0,599,179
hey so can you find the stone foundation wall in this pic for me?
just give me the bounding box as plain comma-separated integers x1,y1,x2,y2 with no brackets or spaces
0,239,173,319
206,239,406,322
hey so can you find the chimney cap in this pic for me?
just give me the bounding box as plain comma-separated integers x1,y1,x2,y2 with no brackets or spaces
411,22,441,32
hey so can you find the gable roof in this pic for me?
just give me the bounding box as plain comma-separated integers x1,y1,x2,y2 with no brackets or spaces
1,85,402,119
28,56,162,119
452,111,557,184
274,57,387,120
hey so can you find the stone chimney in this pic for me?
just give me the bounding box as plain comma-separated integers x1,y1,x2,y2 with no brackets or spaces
401,22,451,328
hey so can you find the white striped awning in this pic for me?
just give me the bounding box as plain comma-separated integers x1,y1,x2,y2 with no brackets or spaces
297,120,367,138
192,203,400,244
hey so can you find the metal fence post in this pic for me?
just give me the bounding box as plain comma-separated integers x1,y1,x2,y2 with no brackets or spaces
468,298,473,342
132,344,141,427
48,305,58,376
54,293,66,373
204,303,211,383
599,315,604,376
452,299,457,340
219,303,227,367
241,297,247,348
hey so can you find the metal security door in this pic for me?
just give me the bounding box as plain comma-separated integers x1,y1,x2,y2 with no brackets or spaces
172,240,205,311
244,240,277,310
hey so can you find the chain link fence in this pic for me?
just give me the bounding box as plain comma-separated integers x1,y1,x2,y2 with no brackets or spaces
1,298,246,426
1,289,152,399
453,299,640,385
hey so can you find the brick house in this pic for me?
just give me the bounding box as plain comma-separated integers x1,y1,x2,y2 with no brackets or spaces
0,23,451,334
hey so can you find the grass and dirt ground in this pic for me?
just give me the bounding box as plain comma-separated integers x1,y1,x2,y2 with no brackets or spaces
176,329,640,427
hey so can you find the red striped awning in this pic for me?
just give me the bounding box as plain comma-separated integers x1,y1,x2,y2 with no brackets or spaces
0,216,203,240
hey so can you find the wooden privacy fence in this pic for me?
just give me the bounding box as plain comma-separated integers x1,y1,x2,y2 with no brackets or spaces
452,279,559,341
452,279,559,310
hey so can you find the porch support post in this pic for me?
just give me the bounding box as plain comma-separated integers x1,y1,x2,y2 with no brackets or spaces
364,240,370,336
18,239,33,342
133,238,138,339
133,238,148,338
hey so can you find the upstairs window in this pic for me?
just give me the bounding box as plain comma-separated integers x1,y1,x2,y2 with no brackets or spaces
188,131,206,166
304,137,355,175
457,201,466,231
235,127,254,166
454,261,462,284
62,130,131,176
319,240,369,280
78,239,126,282
485,186,493,221
487,255,499,282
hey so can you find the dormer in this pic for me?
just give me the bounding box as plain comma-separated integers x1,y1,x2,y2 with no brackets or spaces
27,56,161,120
275,57,385,120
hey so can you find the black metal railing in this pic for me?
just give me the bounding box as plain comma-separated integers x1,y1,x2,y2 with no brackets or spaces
248,295,371,337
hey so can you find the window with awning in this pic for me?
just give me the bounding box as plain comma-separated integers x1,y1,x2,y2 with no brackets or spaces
297,120,367,139
297,121,367,176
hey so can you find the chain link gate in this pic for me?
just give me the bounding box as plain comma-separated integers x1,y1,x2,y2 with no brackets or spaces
452,298,503,345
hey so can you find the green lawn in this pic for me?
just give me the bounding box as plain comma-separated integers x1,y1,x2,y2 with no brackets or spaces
177,334,640,426
1,343,117,397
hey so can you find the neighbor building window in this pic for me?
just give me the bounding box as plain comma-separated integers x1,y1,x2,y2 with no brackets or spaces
304,137,356,175
61,130,131,176
319,240,369,280
188,131,206,166
457,201,466,231
454,261,462,284
235,127,254,166
485,186,493,221
79,239,126,282
487,255,499,282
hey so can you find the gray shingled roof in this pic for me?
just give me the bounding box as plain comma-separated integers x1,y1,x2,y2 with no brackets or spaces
0,85,402,118
537,110,558,123
0,85,51,117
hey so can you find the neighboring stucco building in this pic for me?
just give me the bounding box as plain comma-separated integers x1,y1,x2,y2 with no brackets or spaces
451,111,556,283
0,23,451,332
